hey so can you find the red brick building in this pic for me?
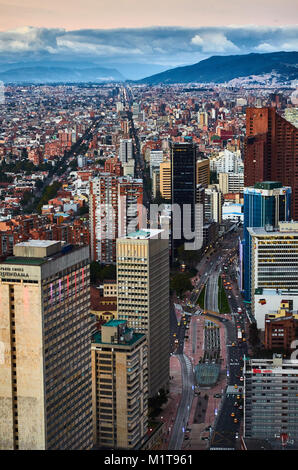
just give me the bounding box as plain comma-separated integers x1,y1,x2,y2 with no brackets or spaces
244,107,298,220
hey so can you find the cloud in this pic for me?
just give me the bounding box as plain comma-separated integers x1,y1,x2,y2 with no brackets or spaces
0,25,297,67
191,32,239,53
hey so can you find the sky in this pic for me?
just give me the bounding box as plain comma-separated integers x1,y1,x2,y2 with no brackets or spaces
0,0,297,77
1,0,298,30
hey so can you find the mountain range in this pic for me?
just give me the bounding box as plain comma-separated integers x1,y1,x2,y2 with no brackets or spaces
0,64,125,83
138,51,298,84
0,51,297,84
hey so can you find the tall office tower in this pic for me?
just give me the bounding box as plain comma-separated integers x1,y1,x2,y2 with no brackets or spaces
149,150,163,178
116,229,169,397
0,240,93,450
244,107,298,220
196,158,210,188
247,222,298,328
160,161,171,200
171,142,197,253
89,175,143,264
243,182,291,303
243,354,298,443
204,186,223,223
91,320,148,449
119,139,133,164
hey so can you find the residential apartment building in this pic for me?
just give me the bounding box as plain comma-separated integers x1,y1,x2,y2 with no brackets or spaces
89,175,143,263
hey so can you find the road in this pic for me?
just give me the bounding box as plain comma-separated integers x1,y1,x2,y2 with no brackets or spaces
205,272,219,312
168,354,194,450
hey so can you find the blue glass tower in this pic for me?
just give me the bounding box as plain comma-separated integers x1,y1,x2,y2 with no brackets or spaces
243,182,291,302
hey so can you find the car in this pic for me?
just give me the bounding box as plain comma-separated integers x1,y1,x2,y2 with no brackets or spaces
240,377,244,381
236,395,241,400
173,333,176,337
174,339,179,344
234,418,238,423
231,412,235,417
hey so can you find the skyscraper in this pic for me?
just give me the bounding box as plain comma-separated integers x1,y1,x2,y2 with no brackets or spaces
160,161,171,200
0,240,93,450
244,107,298,220
247,222,298,328
243,182,291,302
116,229,169,397
171,142,197,253
91,320,148,449
119,139,133,164
89,175,143,264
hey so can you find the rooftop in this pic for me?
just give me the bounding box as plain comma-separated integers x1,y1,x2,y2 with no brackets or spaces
124,229,163,239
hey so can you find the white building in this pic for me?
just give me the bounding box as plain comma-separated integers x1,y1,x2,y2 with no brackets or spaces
149,150,164,177
248,221,298,329
210,149,243,174
119,139,133,163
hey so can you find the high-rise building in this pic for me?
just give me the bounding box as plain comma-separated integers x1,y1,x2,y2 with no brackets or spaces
244,354,298,444
243,182,291,303
0,240,93,450
204,185,223,224
219,172,244,194
196,158,210,188
247,222,298,328
91,320,148,449
244,107,298,220
159,161,171,200
149,150,163,178
116,229,169,397
89,175,143,264
119,139,133,164
171,142,197,252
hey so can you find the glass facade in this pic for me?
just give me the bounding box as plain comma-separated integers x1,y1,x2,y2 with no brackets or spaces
243,185,291,302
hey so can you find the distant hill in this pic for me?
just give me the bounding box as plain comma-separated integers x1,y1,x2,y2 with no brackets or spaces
0,65,125,83
138,51,298,84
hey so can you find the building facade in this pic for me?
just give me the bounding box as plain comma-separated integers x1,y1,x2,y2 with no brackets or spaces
248,222,298,328
243,182,291,302
0,240,93,449
244,107,298,220
91,320,148,449
116,229,169,397
244,354,298,443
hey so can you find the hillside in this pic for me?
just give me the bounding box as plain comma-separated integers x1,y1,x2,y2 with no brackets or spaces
139,51,298,84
